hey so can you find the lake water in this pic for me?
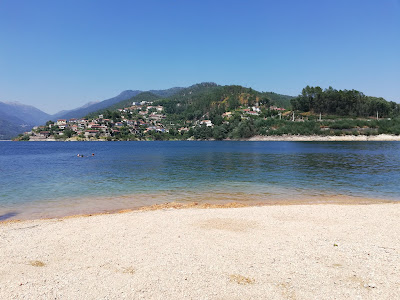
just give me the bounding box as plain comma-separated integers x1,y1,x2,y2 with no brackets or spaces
1,141,400,220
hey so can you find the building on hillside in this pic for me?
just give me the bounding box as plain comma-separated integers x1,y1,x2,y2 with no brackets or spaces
85,130,99,138
247,111,259,116
87,122,98,129
56,119,67,126
270,106,285,111
178,127,189,133
149,113,165,121
89,125,106,131
39,131,51,138
200,120,213,127
222,112,232,118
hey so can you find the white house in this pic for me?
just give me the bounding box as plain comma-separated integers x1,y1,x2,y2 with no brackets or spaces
56,119,67,126
200,120,213,127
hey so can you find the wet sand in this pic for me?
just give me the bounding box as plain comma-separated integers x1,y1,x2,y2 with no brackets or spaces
1,203,400,299
0,191,395,221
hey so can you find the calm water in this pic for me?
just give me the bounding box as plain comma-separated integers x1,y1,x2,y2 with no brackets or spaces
1,141,400,220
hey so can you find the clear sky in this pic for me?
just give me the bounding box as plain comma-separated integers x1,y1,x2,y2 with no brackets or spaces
0,0,399,114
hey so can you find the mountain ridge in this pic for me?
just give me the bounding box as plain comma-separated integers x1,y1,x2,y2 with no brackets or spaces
0,101,52,139
0,83,295,139
52,90,143,120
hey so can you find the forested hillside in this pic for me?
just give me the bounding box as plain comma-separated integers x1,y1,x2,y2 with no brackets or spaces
87,82,292,123
152,83,292,124
291,86,400,117
15,83,400,141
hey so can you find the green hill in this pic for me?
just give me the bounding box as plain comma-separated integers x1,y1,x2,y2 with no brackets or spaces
152,83,292,122
86,82,293,121
21,82,400,142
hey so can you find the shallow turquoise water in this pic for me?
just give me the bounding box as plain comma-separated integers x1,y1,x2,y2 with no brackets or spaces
1,141,400,220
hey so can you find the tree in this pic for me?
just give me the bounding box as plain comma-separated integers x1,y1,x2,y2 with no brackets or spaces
63,128,74,138
213,125,227,140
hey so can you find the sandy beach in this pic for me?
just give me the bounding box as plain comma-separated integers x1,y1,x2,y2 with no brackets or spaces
1,203,400,299
24,134,400,142
248,134,400,142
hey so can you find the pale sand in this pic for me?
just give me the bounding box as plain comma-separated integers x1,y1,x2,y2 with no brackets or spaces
27,134,400,142
1,204,400,299
248,134,400,141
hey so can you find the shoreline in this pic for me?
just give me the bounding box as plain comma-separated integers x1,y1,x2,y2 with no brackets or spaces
1,203,399,299
1,196,398,224
8,133,400,142
247,134,400,141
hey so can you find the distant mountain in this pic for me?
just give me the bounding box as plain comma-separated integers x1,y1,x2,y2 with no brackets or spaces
53,90,143,120
0,101,51,139
85,92,163,119
149,87,185,98
55,87,185,121
52,101,99,119
0,87,186,139
0,101,51,125
0,119,26,140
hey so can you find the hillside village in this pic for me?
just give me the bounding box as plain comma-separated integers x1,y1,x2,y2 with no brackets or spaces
23,99,287,141
13,83,400,141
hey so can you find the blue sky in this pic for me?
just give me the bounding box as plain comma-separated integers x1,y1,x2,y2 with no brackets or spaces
1,0,399,114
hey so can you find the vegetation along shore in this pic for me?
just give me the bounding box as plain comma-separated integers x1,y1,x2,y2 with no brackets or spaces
14,83,400,141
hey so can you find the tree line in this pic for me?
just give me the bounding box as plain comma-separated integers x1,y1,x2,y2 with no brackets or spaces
291,86,400,117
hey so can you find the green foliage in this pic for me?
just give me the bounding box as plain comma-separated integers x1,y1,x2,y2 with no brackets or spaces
230,119,256,139
22,83,400,141
63,128,74,138
377,119,400,135
291,86,399,118
151,83,292,129
17,134,30,141
80,83,294,141
259,92,293,108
